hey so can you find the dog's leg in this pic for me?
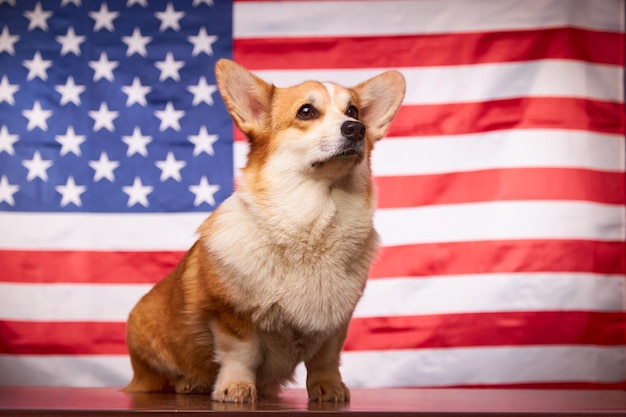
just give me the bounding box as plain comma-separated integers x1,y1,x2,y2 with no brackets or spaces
210,321,262,403
125,355,172,393
305,323,350,402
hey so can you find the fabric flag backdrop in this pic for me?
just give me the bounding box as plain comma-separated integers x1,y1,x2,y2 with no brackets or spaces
0,0,624,389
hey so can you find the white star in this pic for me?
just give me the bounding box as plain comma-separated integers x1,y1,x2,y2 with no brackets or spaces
155,52,184,81
89,2,119,32
22,151,52,181
22,101,52,131
122,127,152,156
122,27,151,57
188,76,217,106
0,125,18,155
155,102,185,131
55,126,85,156
61,0,82,6
189,126,218,156
55,176,86,207
0,26,19,55
155,152,186,182
88,52,118,82
187,27,218,56
192,0,214,5
23,51,52,81
121,77,151,106
155,3,184,32
88,102,119,132
88,152,120,182
126,0,147,6
55,76,85,106
0,75,18,105
123,177,153,208
0,176,19,206
56,26,85,56
0,0,16,6
24,2,53,31
189,176,220,207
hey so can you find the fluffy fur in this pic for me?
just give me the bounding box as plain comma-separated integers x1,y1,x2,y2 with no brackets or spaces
125,59,406,403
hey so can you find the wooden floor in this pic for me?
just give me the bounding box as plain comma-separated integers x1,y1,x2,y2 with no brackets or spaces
1,387,625,416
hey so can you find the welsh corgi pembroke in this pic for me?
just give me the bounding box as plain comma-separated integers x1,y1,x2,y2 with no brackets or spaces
125,59,406,403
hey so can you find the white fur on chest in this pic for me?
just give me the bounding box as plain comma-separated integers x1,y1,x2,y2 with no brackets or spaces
204,183,377,335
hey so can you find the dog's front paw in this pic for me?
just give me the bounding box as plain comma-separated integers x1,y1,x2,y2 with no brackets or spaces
307,380,350,402
212,381,257,403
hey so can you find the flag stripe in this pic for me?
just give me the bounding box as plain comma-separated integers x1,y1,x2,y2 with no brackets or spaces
251,61,623,104
0,322,127,355
1,273,621,322
233,98,625,142
372,131,624,177
1,201,623,251
2,345,625,388
354,273,625,318
374,169,626,208
375,201,624,247
3,311,624,356
234,28,624,70
345,312,626,351
236,130,625,175
234,0,624,38
1,240,624,285
371,240,626,279
333,346,626,388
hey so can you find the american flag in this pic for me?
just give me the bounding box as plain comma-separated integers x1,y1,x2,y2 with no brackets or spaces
0,0,624,389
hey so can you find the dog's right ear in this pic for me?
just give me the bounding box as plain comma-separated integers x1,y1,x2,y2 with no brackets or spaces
215,59,274,140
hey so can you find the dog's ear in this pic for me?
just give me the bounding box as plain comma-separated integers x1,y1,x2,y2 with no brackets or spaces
353,71,406,141
215,59,274,140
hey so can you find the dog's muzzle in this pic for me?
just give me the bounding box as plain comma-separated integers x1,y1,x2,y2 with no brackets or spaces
341,120,365,142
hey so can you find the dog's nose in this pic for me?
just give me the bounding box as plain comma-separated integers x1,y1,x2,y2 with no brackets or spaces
341,120,365,142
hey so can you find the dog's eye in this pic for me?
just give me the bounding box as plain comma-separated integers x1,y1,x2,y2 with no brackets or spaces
297,104,318,120
346,105,358,119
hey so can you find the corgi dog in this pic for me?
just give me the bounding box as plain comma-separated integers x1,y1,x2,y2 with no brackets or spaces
125,59,406,403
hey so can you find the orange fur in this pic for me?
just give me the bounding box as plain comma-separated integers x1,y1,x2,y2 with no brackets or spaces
125,59,406,403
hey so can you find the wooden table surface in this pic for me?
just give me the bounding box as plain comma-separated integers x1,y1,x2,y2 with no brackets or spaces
1,387,625,416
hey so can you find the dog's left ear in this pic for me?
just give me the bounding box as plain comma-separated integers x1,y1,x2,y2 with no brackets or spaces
353,71,406,141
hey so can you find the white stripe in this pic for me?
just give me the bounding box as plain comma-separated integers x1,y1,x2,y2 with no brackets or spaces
234,0,623,38
0,212,207,250
3,345,623,387
291,346,626,388
235,130,625,176
0,355,131,387
1,201,623,251
375,201,625,246
1,272,622,322
0,283,151,321
253,61,623,104
354,273,626,318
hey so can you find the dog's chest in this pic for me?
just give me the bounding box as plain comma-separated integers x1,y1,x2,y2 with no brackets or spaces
206,192,377,334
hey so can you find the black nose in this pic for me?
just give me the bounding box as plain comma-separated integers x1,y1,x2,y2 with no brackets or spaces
341,120,365,142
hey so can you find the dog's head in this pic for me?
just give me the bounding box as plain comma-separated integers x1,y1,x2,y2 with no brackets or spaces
215,59,405,184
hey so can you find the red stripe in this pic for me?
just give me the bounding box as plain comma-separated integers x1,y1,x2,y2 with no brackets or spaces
371,240,626,278
345,311,626,351
375,168,626,209
234,28,624,69
234,97,624,141
1,240,623,284
0,250,184,284
0,321,127,355
387,98,624,138
3,311,623,355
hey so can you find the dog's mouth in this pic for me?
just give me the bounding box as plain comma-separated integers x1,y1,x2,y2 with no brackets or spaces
311,147,364,169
